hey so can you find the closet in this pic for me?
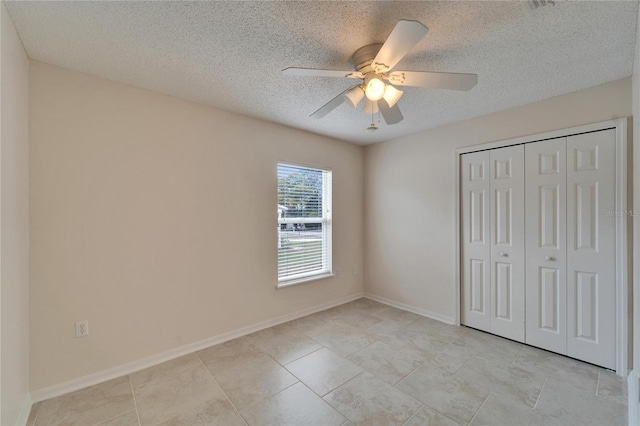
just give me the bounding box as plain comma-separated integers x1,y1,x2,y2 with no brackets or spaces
460,128,617,369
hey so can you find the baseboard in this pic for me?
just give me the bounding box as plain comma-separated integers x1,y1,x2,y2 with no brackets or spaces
15,393,33,426
30,292,363,403
629,369,639,425
364,292,455,325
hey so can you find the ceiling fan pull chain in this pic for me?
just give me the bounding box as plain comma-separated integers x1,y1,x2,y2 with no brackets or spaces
371,103,375,127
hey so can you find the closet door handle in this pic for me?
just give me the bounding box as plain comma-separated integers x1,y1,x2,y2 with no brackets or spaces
499,252,508,257
545,256,555,261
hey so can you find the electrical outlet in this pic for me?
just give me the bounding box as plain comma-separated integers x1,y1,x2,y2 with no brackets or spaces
353,265,358,275
75,320,89,338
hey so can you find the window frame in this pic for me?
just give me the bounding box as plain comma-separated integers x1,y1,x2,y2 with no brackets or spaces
277,162,333,288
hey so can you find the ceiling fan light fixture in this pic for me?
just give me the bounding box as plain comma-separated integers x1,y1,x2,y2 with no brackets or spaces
365,77,385,101
344,86,365,109
383,85,403,108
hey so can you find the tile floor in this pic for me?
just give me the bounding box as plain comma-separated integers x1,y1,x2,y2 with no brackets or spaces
27,298,628,426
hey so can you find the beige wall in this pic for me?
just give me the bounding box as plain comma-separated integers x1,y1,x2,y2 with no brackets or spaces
632,3,640,416
364,77,632,322
1,2,30,424
29,62,364,391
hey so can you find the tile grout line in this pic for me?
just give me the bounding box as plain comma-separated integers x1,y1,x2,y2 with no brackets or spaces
276,346,366,399
306,333,327,349
200,344,270,378
509,344,525,366
392,359,425,387
408,399,465,426
450,327,470,346
400,404,424,426
195,351,249,426
277,344,359,401
453,351,478,375
446,334,464,344
344,340,377,360
533,377,548,410
254,380,301,403
392,322,425,351
202,305,398,417
383,372,436,415
323,370,368,400
208,347,302,419
467,390,492,426
322,370,370,423
127,376,142,426
263,350,298,372
91,409,138,426
291,356,364,400
429,404,465,426
274,344,325,367
127,353,205,389
252,322,327,364
279,365,323,398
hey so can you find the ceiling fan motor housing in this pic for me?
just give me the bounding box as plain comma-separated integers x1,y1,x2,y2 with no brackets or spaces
351,43,383,75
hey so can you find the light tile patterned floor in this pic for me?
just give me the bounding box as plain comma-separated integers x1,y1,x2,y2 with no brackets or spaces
27,298,628,426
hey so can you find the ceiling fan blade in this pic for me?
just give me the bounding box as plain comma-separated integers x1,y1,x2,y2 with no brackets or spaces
283,67,363,79
310,86,357,119
387,70,478,91
379,99,404,125
372,20,428,73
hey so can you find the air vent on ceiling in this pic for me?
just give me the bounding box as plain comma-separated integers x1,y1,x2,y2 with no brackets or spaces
528,0,555,9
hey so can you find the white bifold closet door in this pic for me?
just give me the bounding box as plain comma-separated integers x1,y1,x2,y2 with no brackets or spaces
525,138,568,355
461,151,491,332
461,145,525,342
566,130,616,368
462,129,617,369
525,130,616,369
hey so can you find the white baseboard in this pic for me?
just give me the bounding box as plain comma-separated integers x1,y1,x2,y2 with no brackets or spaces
364,292,455,325
15,393,33,426
30,292,364,403
629,369,639,426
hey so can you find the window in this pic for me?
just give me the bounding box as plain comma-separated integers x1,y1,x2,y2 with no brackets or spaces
277,163,332,286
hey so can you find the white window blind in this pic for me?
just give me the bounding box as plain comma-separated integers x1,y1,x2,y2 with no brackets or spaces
277,163,332,284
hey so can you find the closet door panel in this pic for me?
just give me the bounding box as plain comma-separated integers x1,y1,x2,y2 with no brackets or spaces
490,145,525,342
566,129,616,369
461,151,491,332
525,138,567,354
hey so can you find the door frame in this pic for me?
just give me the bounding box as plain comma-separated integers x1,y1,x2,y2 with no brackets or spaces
454,118,628,376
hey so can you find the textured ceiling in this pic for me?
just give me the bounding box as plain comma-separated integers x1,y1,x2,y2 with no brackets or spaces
6,1,639,145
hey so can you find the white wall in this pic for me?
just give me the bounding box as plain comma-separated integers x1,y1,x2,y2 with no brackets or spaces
631,4,640,423
0,2,30,425
364,78,632,323
28,62,364,391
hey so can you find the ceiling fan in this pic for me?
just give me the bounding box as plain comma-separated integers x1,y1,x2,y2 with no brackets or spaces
282,20,478,127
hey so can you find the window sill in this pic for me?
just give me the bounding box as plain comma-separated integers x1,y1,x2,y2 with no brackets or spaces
277,273,335,289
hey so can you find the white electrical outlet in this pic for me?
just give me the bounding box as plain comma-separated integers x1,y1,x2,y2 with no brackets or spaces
353,265,358,275
75,320,89,338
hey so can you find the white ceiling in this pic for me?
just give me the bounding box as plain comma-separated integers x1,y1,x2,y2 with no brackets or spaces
6,1,639,145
